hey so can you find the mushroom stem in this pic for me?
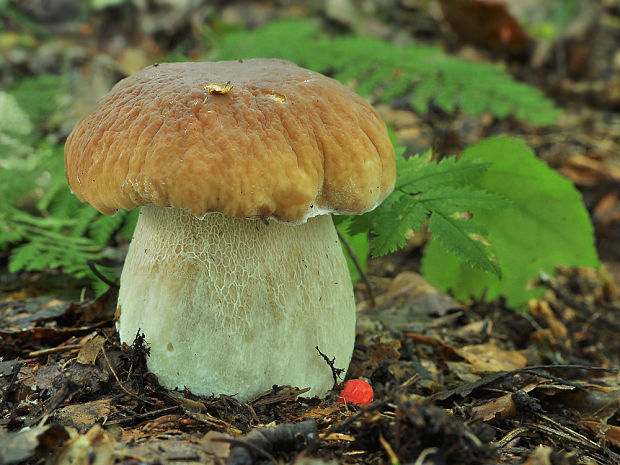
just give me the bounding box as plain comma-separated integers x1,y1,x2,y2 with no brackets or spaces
117,204,356,400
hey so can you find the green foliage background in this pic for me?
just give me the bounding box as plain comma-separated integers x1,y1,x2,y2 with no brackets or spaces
210,20,561,125
0,19,597,305
421,137,599,307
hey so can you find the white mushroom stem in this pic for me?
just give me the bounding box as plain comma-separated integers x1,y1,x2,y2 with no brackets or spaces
117,204,356,400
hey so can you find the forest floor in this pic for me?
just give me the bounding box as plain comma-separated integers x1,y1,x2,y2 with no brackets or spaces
1,1,620,464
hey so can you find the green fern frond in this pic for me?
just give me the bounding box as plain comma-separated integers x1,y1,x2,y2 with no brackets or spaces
427,212,500,277
347,150,507,277
90,211,128,245
210,19,561,124
0,78,129,295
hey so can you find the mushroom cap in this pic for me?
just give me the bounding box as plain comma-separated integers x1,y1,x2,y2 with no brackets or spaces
65,59,395,223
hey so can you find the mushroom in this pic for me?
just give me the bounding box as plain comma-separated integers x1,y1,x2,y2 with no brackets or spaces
64,59,395,400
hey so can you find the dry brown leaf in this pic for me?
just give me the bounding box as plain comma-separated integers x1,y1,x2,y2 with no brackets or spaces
299,404,340,419
0,425,69,465
202,430,232,458
454,343,528,372
445,361,480,384
580,420,620,448
469,383,538,423
51,425,114,465
77,335,106,365
52,398,114,433
469,393,517,423
558,387,620,422
559,154,620,186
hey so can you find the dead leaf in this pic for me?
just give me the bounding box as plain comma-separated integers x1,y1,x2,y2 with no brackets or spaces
469,393,517,423
580,421,620,448
445,361,480,384
202,430,232,458
51,425,114,465
0,425,69,465
454,343,528,372
298,404,340,420
469,383,539,423
373,271,461,319
77,335,106,365
559,154,620,187
51,398,114,433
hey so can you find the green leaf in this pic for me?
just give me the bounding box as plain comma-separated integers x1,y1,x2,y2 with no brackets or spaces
418,186,511,211
370,195,428,257
427,212,500,278
422,136,599,308
397,154,492,193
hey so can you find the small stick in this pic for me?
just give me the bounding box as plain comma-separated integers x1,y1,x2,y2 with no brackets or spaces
106,405,180,426
315,346,344,385
337,229,376,307
28,344,83,357
87,260,120,289
379,434,400,465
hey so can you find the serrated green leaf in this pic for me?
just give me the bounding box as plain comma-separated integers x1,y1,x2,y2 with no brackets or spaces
397,154,492,193
371,195,428,256
409,77,438,114
422,136,599,307
459,86,489,116
434,81,459,114
90,211,126,244
346,211,375,237
427,212,501,278
418,186,511,211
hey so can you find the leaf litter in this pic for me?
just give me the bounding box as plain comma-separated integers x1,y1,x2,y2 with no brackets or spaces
1,266,619,465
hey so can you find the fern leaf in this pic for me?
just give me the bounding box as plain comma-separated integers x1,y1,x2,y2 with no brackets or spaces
90,211,126,245
409,76,438,114
397,154,492,193
210,19,561,124
434,81,459,114
370,195,428,257
418,186,510,211
428,212,501,278
8,242,40,273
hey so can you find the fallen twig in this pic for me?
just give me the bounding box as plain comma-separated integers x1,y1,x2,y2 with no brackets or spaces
87,260,120,289
104,405,180,427
315,346,345,385
28,344,83,357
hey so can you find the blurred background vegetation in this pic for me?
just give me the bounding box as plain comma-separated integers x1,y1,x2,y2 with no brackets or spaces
1,0,619,301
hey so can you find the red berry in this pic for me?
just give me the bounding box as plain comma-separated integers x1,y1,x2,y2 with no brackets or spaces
338,379,374,405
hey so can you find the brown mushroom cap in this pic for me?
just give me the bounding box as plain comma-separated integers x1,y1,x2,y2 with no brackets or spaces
65,58,395,223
